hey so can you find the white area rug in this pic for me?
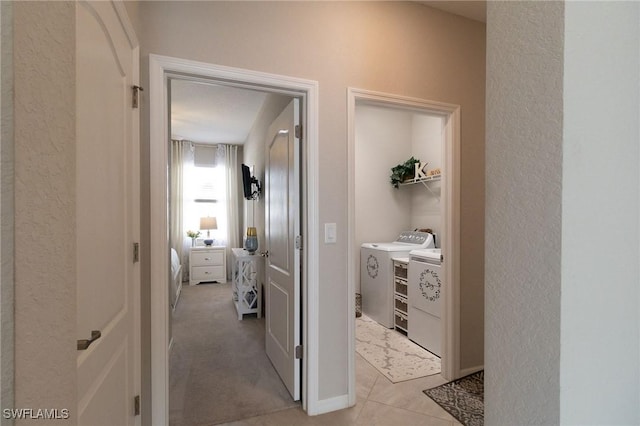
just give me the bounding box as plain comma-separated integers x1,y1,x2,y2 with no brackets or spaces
356,314,441,383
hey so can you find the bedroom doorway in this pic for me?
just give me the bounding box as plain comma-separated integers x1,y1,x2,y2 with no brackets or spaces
166,80,300,424
149,55,320,424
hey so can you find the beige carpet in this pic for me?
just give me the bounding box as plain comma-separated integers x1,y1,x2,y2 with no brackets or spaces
356,314,441,383
170,282,299,425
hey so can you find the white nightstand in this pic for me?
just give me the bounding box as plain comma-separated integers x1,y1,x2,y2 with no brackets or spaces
189,246,226,285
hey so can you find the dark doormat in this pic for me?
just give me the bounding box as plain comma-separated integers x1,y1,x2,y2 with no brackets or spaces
423,370,483,426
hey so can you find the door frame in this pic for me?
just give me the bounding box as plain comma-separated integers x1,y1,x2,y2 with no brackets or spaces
346,88,461,404
149,54,320,424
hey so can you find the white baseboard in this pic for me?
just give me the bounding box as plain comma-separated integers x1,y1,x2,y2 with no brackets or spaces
459,365,484,377
309,394,350,416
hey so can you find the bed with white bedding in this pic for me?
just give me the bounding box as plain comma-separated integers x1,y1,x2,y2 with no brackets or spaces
170,248,183,310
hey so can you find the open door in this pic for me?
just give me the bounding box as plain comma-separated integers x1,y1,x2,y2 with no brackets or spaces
265,99,302,400
76,2,140,424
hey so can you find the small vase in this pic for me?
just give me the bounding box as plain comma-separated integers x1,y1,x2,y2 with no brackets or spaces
245,227,258,254
191,238,196,247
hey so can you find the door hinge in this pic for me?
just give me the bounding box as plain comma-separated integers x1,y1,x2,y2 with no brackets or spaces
134,395,140,416
133,242,140,263
295,124,302,139
132,85,144,108
295,345,303,359
295,235,303,250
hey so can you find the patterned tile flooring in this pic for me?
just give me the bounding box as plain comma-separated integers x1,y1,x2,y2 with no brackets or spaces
223,353,463,426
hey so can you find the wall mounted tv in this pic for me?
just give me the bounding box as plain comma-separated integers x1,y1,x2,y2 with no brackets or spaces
241,164,261,200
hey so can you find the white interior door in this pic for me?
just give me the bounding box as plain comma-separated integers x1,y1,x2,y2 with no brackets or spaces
76,1,140,424
265,99,301,401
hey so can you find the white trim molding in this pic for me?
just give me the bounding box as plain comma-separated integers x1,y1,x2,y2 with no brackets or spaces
149,54,320,424
346,88,462,403
314,394,351,416
460,365,484,377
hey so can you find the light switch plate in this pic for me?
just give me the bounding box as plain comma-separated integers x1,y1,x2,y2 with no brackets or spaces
324,223,337,244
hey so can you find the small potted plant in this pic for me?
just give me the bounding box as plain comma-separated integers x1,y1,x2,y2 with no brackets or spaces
390,157,420,188
186,230,201,247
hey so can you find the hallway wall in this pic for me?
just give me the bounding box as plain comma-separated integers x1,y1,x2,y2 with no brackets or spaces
140,0,486,405
485,2,563,422
0,0,15,414
13,0,77,415
486,1,640,424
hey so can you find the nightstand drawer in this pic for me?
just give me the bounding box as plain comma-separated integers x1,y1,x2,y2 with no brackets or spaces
191,265,224,281
191,251,224,266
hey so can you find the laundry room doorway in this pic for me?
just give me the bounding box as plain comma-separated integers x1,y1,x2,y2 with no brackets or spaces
346,88,461,405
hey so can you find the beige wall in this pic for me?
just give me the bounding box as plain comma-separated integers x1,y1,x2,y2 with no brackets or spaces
13,1,77,421
6,0,485,420
485,2,564,423
138,0,485,402
1,0,15,414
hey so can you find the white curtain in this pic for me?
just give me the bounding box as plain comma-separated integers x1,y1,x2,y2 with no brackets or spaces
225,144,241,278
170,140,193,282
171,141,237,282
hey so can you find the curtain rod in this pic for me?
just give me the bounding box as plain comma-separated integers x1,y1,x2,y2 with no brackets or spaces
171,140,241,149
171,139,221,148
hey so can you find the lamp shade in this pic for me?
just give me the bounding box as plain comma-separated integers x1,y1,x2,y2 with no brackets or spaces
200,217,217,230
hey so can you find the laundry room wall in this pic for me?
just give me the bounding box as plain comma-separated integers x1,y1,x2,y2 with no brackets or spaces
354,104,412,292
354,105,444,293
410,114,443,245
354,105,412,239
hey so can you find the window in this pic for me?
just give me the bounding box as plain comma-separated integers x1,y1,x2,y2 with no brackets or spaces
183,162,227,245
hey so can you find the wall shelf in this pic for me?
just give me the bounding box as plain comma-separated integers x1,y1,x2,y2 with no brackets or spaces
399,174,441,186
399,174,441,199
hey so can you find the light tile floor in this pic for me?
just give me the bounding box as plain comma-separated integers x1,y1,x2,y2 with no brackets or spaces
223,353,463,426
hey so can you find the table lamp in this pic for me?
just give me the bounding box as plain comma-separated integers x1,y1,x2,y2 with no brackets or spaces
200,216,217,246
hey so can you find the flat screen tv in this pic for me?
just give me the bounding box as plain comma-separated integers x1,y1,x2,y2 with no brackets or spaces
241,164,253,200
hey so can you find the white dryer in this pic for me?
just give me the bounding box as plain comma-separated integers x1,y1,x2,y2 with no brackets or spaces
361,231,435,328
408,248,442,356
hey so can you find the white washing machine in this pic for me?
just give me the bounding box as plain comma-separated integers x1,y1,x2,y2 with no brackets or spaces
361,231,435,328
408,248,442,356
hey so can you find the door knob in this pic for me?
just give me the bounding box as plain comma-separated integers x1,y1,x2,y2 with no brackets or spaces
77,330,101,350
260,251,269,258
